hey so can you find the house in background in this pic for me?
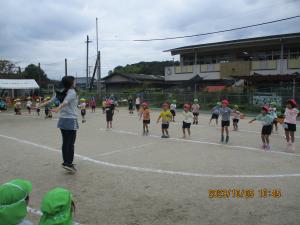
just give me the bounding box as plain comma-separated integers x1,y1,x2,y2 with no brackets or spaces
164,32,300,90
75,77,94,90
102,72,166,92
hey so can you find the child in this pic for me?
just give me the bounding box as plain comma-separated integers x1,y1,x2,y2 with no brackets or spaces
105,100,113,129
128,96,134,114
209,102,221,125
182,104,193,138
231,105,241,131
90,97,96,113
102,98,106,114
26,97,32,114
157,103,172,138
14,99,21,115
39,188,75,225
44,97,52,119
170,100,177,122
269,102,278,133
79,98,86,123
35,98,41,116
219,100,231,143
283,99,299,152
110,98,118,115
249,105,274,150
191,99,200,124
135,96,141,112
139,102,150,135
16,99,22,115
0,179,33,225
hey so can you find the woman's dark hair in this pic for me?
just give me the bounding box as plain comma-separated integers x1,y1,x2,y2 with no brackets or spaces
55,76,76,103
61,76,75,91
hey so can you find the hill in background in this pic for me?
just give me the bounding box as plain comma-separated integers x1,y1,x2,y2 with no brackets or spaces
112,61,179,76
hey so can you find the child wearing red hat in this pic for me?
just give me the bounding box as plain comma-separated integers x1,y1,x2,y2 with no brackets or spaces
219,99,232,143
182,104,193,138
249,105,274,150
139,102,151,135
283,99,299,152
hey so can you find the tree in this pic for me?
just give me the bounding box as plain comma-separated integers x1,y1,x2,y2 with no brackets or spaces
0,60,18,73
0,60,20,78
113,61,179,75
23,64,48,81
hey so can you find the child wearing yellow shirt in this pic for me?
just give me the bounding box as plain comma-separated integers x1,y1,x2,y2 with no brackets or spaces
157,103,172,138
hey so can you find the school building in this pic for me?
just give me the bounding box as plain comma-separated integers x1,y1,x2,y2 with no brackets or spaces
164,32,300,90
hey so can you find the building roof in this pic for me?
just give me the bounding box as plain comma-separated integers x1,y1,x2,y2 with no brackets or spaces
102,72,164,83
164,32,300,55
0,79,39,89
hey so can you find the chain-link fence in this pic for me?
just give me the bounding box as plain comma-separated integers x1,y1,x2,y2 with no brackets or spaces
96,88,299,113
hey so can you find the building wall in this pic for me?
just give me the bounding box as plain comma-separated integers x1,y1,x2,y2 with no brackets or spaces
220,61,251,78
165,65,220,81
250,59,300,75
165,58,300,81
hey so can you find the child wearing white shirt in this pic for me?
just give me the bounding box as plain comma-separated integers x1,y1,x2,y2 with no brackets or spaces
182,104,193,138
284,99,299,152
26,99,32,114
170,100,177,122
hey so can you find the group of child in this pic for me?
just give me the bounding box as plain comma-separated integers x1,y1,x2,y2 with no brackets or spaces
0,179,75,225
129,97,299,152
12,95,299,152
13,97,48,118
14,96,98,123
251,99,299,152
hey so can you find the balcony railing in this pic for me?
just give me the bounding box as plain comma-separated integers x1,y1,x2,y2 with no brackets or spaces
288,59,300,69
251,60,277,70
174,65,193,74
200,64,220,72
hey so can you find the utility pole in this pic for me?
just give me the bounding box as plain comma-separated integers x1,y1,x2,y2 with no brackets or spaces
64,58,67,77
85,35,92,89
96,18,101,96
292,78,296,99
38,63,41,85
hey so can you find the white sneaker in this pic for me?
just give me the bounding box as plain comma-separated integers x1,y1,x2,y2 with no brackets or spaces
286,142,291,152
290,143,295,152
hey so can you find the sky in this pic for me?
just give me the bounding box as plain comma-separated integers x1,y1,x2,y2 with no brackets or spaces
0,0,300,80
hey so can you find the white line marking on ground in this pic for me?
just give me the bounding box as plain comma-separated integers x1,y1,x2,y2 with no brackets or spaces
98,128,300,158
27,207,83,225
92,142,156,157
1,133,300,178
172,120,300,139
3,113,59,121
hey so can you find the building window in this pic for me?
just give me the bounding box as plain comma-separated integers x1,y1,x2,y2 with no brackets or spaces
196,55,228,64
289,48,300,59
182,55,194,65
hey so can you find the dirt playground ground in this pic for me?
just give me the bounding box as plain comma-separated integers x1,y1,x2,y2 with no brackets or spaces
0,108,300,225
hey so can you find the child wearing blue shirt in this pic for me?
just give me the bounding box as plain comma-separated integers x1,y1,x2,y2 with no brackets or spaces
249,106,274,150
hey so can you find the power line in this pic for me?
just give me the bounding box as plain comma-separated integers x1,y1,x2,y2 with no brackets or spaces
103,15,300,42
41,54,97,66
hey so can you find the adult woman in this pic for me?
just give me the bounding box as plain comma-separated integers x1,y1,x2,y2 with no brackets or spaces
41,76,79,172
